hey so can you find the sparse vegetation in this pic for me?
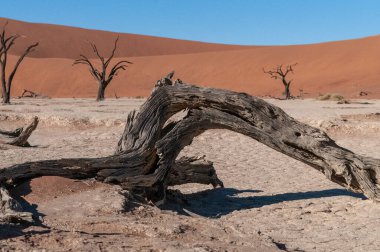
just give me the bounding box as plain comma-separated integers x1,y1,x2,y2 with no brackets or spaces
316,93,345,101
316,93,351,104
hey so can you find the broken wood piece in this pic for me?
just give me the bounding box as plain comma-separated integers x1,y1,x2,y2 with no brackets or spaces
0,117,39,147
21,89,39,98
18,89,49,99
0,187,34,223
0,127,23,138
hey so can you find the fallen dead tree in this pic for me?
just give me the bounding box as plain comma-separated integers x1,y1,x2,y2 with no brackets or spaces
1,73,380,224
18,89,50,99
0,117,39,147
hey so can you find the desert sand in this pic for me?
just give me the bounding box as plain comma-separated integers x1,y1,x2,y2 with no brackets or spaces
2,18,380,99
0,97,379,251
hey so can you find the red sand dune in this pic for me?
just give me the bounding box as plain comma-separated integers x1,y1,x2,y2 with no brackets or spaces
2,18,380,99
0,18,247,58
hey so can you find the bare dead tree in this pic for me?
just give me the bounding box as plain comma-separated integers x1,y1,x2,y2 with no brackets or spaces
73,37,132,101
263,63,297,99
1,73,379,224
0,22,39,104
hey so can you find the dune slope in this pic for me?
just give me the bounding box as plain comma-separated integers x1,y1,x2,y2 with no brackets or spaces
0,18,248,59
2,17,380,98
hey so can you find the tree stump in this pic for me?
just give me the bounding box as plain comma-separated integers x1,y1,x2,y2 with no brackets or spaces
0,73,379,224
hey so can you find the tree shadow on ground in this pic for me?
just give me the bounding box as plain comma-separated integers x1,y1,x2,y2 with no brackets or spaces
0,185,366,240
11,181,46,223
0,223,50,240
165,188,366,218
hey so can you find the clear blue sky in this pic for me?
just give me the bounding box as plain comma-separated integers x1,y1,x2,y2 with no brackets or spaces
1,0,380,45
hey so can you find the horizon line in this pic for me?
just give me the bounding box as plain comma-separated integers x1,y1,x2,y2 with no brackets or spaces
1,16,380,47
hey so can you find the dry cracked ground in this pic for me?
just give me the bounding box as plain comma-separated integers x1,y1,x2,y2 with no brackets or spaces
0,98,379,251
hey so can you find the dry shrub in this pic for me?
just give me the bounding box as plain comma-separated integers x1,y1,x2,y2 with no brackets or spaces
317,93,345,101
317,93,350,104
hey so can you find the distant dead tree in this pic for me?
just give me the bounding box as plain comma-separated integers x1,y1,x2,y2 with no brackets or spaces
0,22,39,104
263,63,297,99
73,37,132,101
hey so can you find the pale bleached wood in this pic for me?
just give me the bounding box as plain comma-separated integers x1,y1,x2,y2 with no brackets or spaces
0,187,33,223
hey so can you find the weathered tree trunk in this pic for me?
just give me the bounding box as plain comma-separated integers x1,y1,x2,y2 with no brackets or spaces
96,82,106,101
1,62,7,104
0,117,39,147
0,74,379,224
2,91,10,104
281,77,291,99
284,83,290,99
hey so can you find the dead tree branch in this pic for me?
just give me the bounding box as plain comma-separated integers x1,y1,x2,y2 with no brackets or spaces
0,127,23,137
